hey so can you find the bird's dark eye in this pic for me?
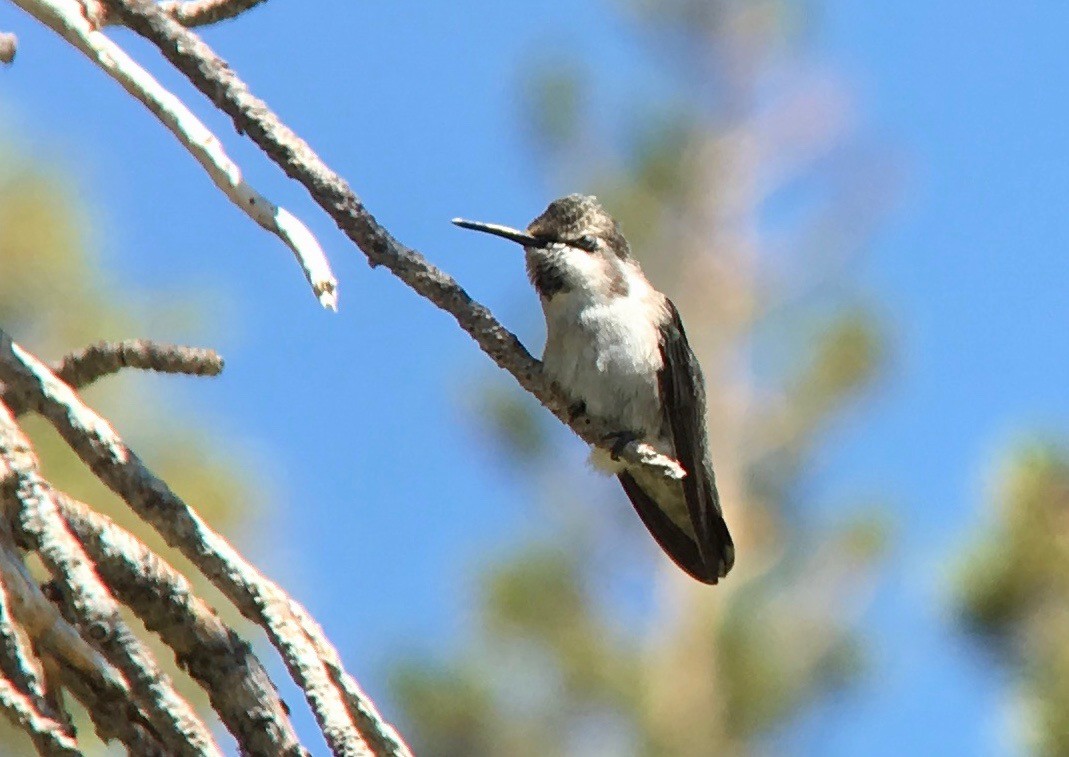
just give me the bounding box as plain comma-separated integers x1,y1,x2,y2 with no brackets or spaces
574,235,598,252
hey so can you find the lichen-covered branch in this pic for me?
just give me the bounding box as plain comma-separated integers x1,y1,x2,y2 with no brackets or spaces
2,339,223,416
0,526,164,751
53,340,223,385
0,331,409,756
0,544,51,717
0,529,123,700
54,663,169,754
100,0,685,480
58,493,307,756
8,0,338,310
0,400,221,756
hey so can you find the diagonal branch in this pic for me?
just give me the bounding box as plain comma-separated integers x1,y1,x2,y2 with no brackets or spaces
101,0,686,481
0,529,121,705
0,331,409,756
53,663,169,753
0,399,222,757
57,492,307,756
9,0,338,310
0,528,164,751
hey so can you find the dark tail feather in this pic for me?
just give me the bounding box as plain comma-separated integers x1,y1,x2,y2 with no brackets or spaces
619,472,733,584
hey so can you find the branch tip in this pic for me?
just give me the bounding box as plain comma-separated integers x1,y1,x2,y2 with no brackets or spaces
9,0,337,308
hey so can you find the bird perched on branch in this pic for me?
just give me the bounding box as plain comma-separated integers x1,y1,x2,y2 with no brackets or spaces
454,194,734,583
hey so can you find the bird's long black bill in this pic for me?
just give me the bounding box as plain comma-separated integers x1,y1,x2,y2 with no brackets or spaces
452,218,548,248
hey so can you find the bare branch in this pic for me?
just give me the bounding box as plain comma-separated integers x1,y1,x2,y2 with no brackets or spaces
3,339,223,416
0,400,222,756
0,531,123,697
53,340,224,385
0,530,165,751
158,0,268,27
57,492,307,756
99,0,686,480
0,32,16,63
8,0,338,310
0,332,409,756
0,674,80,756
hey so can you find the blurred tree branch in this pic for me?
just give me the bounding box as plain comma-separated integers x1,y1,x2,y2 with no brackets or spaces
955,443,1069,754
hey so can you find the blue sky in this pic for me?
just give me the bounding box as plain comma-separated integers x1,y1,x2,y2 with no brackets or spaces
2,1,1067,754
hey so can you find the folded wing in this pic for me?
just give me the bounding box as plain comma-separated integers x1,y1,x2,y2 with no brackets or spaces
618,299,734,583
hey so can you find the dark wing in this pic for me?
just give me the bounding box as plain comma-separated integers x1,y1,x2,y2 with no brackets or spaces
656,299,734,580
618,470,718,583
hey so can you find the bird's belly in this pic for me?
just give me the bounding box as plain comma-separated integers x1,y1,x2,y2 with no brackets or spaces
542,298,663,438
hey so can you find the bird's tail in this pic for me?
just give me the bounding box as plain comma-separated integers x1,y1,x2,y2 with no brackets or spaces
619,471,733,584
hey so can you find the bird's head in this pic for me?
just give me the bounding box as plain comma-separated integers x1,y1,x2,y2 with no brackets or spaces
453,194,633,299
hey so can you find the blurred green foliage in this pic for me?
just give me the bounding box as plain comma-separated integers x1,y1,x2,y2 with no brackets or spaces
956,442,1069,755
391,1,893,755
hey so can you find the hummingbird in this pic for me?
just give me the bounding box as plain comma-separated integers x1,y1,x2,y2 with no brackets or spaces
453,194,734,583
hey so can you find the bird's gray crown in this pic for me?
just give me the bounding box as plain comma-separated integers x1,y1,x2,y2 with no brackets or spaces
527,194,632,259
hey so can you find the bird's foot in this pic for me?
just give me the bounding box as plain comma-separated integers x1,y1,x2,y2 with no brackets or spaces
567,400,587,423
605,431,639,462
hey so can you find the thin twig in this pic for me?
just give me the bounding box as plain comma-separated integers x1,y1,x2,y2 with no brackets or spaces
0,399,222,757
3,339,223,416
9,0,338,309
58,492,307,757
101,0,686,480
54,340,223,384
0,332,405,756
158,0,269,27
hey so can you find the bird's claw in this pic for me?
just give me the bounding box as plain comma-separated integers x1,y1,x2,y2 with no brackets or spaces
606,431,638,462
567,400,587,423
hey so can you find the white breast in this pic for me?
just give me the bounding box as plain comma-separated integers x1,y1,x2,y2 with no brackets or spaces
540,266,666,440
